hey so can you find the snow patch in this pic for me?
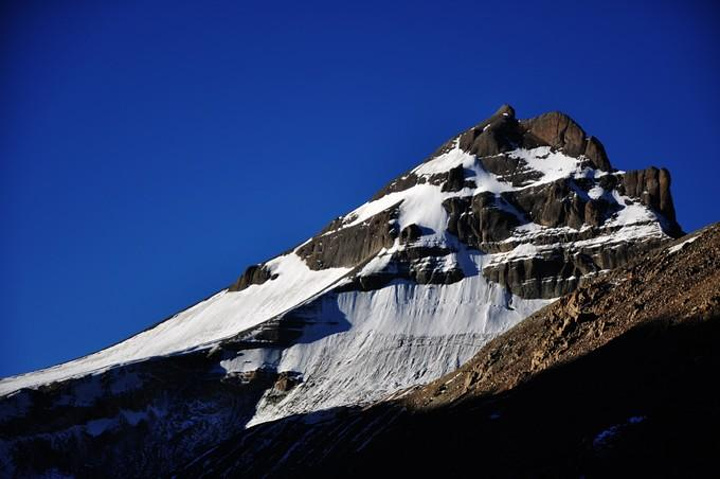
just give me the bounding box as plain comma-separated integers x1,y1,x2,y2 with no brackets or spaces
588,185,605,200
668,235,699,254
507,147,582,186
219,349,279,375
412,140,472,176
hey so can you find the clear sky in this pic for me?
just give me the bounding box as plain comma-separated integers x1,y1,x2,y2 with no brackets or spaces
1,0,718,377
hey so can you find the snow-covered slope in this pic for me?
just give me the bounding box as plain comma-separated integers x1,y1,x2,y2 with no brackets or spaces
0,254,351,396
244,251,549,426
0,105,685,478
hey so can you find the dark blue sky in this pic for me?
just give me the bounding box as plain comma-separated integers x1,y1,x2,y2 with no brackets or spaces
1,0,718,377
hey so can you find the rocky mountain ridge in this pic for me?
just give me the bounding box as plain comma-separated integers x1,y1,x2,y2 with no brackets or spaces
0,105,685,478
288,104,681,298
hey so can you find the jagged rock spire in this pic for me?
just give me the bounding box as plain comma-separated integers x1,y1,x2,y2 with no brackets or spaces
456,106,612,171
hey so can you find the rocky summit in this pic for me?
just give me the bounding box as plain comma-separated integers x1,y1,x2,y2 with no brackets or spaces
0,106,691,478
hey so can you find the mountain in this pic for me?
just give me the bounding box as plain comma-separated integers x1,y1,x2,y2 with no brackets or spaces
185,223,719,478
0,105,685,477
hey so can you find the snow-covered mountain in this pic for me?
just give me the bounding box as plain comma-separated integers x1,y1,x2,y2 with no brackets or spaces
0,105,684,477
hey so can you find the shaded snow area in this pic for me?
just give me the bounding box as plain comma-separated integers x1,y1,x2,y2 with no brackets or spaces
243,253,550,426
0,254,350,395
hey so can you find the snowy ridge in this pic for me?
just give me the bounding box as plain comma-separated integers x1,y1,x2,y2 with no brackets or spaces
0,254,351,396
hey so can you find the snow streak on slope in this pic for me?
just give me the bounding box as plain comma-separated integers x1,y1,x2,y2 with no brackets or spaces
0,255,350,396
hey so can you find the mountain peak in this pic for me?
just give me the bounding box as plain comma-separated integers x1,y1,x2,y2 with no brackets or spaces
494,103,516,118
455,106,612,172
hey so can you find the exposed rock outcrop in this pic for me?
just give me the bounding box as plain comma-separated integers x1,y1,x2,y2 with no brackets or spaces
343,245,465,292
399,223,423,244
520,111,612,171
370,173,421,200
229,264,278,291
481,237,667,298
620,167,679,230
459,105,523,158
440,164,466,192
443,194,520,246
439,167,679,298
296,204,400,269
371,106,617,205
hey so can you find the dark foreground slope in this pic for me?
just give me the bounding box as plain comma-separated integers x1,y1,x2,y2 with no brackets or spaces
181,224,720,478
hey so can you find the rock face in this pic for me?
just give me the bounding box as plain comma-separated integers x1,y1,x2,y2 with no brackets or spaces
458,105,524,158
0,105,686,478
295,204,399,269
521,111,612,170
443,193,520,244
480,238,658,299
620,167,679,230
